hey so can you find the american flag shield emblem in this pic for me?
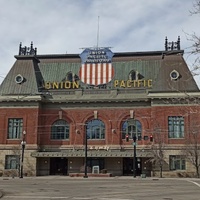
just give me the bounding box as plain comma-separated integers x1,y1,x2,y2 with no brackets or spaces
79,48,114,86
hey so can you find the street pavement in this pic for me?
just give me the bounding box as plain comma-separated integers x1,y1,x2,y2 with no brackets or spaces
0,176,200,200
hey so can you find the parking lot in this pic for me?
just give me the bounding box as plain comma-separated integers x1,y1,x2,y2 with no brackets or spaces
0,176,200,200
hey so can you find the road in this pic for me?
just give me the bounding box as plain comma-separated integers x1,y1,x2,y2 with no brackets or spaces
0,176,200,200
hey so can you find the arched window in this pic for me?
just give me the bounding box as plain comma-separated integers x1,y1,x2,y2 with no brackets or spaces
121,119,142,140
51,120,70,140
86,119,105,139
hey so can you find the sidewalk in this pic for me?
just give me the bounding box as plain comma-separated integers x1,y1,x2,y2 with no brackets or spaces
0,175,199,181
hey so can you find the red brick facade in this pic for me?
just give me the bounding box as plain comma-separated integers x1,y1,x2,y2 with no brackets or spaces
2,105,199,147
0,41,200,178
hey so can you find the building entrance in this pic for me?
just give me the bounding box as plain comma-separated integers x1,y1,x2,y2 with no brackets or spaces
50,157,68,175
87,158,105,172
123,157,142,176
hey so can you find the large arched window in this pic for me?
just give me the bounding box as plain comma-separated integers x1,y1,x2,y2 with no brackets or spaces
51,120,70,140
86,119,105,139
122,119,142,140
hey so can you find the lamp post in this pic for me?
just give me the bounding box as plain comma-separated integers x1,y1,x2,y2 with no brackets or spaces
20,131,26,178
83,125,88,178
133,135,137,178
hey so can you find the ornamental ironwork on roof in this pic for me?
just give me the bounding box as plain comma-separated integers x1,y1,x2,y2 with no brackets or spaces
0,36,198,99
165,36,180,51
19,42,37,55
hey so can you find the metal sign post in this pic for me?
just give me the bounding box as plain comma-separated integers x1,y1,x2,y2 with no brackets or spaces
133,135,137,178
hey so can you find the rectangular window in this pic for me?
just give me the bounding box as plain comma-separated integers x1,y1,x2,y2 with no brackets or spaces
169,155,186,170
5,155,20,169
8,118,23,139
168,116,184,138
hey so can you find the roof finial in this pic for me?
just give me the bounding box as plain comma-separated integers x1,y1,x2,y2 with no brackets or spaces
165,36,181,51
177,36,180,50
165,37,168,51
18,42,37,55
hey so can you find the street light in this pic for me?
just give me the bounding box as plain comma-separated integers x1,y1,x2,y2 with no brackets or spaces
20,130,26,178
83,124,88,178
133,135,137,178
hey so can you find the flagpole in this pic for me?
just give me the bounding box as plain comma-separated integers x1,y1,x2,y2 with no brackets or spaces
97,16,100,48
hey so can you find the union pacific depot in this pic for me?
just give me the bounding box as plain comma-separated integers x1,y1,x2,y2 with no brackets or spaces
0,37,200,178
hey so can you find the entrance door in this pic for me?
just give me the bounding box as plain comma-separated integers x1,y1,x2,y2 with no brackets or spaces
87,158,105,172
50,157,68,175
123,157,141,176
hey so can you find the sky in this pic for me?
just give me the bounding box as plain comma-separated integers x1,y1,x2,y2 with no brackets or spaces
0,0,200,86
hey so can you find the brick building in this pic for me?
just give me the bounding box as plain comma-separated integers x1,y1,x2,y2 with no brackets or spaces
0,37,200,177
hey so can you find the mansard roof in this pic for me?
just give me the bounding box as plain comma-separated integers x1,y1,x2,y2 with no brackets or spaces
0,39,199,103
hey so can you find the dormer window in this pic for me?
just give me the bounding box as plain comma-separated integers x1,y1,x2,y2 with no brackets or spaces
129,70,144,81
66,72,79,82
129,70,137,80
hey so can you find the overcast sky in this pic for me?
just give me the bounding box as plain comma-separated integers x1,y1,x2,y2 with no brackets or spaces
0,0,200,86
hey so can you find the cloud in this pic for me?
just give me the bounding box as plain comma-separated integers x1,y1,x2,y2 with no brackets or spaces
0,0,199,85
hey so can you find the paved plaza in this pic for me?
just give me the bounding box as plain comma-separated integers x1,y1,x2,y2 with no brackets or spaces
0,176,200,200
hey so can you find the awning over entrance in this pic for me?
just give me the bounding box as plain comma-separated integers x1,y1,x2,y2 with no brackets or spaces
31,149,152,158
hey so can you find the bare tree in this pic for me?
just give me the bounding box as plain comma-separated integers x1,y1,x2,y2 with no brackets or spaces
183,121,200,178
186,1,200,73
148,125,166,178
190,0,200,15
173,99,200,178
